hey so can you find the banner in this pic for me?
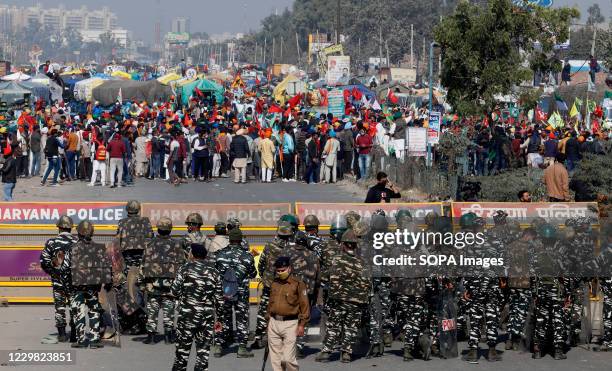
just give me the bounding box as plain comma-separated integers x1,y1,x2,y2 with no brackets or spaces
0,202,126,225
326,55,350,85
407,127,427,156
295,203,444,225
141,203,291,227
451,202,599,224
327,88,345,117
0,248,48,282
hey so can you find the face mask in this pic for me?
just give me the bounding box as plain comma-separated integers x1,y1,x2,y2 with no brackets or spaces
277,270,290,280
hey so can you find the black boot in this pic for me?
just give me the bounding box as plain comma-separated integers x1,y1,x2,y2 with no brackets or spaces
487,346,501,362
69,329,77,343
554,348,567,360
57,327,68,343
532,344,542,359
143,332,156,344
164,330,173,344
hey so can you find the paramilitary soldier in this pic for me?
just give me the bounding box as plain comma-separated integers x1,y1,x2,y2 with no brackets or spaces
461,212,503,363
285,229,321,358
504,226,536,351
303,214,324,256
182,212,210,257
532,223,567,360
213,229,257,358
251,220,294,349
172,243,223,371
226,217,250,252
40,215,77,343
116,200,154,334
61,220,113,349
139,217,186,345
316,230,371,363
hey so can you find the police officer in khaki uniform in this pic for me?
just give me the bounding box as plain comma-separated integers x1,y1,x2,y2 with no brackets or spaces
266,256,310,371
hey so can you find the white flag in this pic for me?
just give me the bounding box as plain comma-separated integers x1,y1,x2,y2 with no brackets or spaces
372,100,382,111
117,87,123,103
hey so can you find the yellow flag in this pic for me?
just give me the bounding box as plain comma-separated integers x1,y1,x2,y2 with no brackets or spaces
569,103,579,118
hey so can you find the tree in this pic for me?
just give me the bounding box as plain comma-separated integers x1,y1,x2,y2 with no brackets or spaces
99,31,118,60
64,28,83,54
587,3,605,25
433,0,578,116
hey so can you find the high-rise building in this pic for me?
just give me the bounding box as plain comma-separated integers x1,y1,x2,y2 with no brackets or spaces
0,4,119,34
171,17,190,34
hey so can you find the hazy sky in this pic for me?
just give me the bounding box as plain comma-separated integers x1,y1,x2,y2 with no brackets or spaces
2,0,609,42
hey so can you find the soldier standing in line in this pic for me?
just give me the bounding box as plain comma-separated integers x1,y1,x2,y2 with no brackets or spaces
181,212,209,257
116,200,154,334
251,221,294,349
590,222,612,351
172,243,223,371
285,230,320,358
302,214,324,255
461,212,503,363
504,226,536,351
40,215,77,343
316,230,371,363
139,217,186,344
60,220,113,349
213,229,257,358
532,224,567,360
345,211,361,231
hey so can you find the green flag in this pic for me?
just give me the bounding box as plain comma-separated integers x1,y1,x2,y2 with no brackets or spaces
575,97,583,107
587,99,596,113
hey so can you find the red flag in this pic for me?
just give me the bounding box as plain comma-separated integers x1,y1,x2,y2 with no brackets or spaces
343,89,351,103
352,87,363,101
255,98,264,114
268,104,283,114
535,106,547,122
319,89,328,106
287,93,302,109
194,87,203,97
255,76,261,85
387,88,399,105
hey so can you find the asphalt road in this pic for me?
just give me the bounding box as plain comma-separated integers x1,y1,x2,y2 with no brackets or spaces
12,176,363,203
1,305,609,371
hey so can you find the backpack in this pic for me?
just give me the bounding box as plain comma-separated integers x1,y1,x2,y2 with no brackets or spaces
222,268,239,302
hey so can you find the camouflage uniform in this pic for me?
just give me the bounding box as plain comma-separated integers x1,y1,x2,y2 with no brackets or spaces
61,221,112,346
40,216,77,336
226,217,250,252
116,203,154,332
285,231,320,353
181,213,209,258
172,259,223,371
139,219,186,337
252,223,291,344
215,236,257,348
318,230,371,361
532,226,567,359
503,227,535,348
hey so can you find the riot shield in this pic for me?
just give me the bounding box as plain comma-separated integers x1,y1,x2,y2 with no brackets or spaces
438,287,458,359
99,288,121,347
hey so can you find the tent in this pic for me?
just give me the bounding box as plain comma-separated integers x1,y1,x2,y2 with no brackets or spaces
111,70,133,80
1,72,31,81
74,77,109,102
93,80,173,106
0,81,32,104
181,79,224,105
157,73,182,85
273,75,306,104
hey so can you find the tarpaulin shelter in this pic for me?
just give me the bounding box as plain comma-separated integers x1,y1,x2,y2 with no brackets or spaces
93,80,173,106
341,84,376,101
20,77,63,103
0,81,32,104
273,75,306,104
74,77,109,102
180,79,224,105
1,72,31,81
157,73,182,85
111,70,133,80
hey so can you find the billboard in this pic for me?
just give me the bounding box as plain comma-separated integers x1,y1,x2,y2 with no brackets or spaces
166,32,190,45
326,55,350,86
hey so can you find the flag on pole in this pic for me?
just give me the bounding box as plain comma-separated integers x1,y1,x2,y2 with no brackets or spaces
569,103,580,118
535,106,547,122
361,94,370,108
117,88,123,103
372,100,382,111
387,88,399,105
547,111,563,128
574,97,583,107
